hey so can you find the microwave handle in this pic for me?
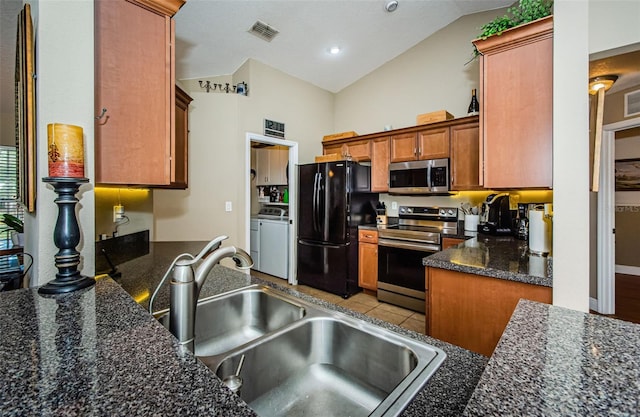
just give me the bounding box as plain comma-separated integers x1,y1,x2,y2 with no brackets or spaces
427,163,432,189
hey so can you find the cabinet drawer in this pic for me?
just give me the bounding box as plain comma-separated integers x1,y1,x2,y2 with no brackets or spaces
358,229,378,244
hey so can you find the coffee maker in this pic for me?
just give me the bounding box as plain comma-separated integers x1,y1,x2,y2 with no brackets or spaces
478,193,514,235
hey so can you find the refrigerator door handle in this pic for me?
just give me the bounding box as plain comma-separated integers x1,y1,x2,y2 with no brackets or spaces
316,172,323,234
298,239,345,249
312,172,319,234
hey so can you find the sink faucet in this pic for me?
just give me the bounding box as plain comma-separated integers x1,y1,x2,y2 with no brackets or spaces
168,236,253,352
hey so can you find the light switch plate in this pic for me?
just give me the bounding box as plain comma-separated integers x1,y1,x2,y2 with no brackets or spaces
225,201,232,212
391,201,398,210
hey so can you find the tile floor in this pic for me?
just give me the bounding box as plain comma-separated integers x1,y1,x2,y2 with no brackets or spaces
252,271,426,335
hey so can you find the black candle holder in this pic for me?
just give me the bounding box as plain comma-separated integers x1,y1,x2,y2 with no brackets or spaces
38,177,95,295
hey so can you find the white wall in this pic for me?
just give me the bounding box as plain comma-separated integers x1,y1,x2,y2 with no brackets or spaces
588,1,640,54
28,0,95,285
551,0,640,311
333,9,503,135
154,92,241,246
155,59,334,252
553,1,591,311
237,59,334,165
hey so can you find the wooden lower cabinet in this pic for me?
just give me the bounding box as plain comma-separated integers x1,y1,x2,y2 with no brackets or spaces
358,229,378,292
441,237,465,250
427,267,552,356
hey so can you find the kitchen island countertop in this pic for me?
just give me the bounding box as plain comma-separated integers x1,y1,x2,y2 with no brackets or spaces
2,241,638,416
0,241,486,416
424,234,553,287
464,299,640,416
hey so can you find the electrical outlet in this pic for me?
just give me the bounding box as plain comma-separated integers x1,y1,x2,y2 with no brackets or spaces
225,201,232,212
113,204,125,222
391,201,398,210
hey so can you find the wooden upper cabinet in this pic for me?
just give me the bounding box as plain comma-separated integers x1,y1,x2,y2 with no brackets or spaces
371,137,390,192
390,132,417,162
391,126,450,162
345,140,371,160
95,0,183,186
256,146,288,186
129,0,186,17
321,116,481,192
323,140,371,161
417,127,449,159
473,16,553,189
170,85,192,189
450,121,481,190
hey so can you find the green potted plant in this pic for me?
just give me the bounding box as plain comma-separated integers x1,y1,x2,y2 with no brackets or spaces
471,0,553,58
1,214,24,246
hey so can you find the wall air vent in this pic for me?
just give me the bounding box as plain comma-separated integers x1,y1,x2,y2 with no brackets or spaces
624,89,640,117
248,20,279,42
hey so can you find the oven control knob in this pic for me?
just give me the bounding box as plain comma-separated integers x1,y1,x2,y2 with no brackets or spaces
447,209,454,216
439,209,445,216
407,208,413,213
399,207,405,214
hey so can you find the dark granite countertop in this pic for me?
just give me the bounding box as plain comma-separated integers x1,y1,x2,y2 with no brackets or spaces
0,277,254,416
424,235,553,287
3,241,638,416
464,299,640,416
0,241,487,416
117,242,487,417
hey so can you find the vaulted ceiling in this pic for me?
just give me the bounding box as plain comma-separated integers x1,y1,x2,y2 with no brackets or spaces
173,0,514,93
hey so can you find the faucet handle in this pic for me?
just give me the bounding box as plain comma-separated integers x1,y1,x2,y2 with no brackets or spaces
193,235,229,263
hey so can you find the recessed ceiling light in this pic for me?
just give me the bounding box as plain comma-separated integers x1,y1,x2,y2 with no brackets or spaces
385,1,398,12
329,46,341,55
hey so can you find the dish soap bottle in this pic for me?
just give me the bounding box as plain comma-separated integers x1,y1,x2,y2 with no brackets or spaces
282,188,289,204
467,88,479,116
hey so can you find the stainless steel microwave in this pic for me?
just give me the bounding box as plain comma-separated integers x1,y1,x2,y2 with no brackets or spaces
388,159,449,194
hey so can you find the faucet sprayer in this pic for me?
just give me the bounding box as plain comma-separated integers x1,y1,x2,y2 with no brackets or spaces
148,236,253,352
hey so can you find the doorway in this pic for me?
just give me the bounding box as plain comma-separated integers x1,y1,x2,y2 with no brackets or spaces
244,133,298,285
597,118,640,318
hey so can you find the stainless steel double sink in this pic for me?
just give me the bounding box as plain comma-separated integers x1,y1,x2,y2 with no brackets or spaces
156,284,446,417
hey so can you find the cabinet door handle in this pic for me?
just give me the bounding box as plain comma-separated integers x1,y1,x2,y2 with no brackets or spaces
95,108,107,120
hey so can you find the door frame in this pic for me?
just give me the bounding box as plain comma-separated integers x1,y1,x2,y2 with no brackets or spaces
597,116,640,314
245,132,299,285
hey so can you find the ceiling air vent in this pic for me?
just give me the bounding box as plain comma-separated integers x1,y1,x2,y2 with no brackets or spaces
248,20,279,42
624,89,640,117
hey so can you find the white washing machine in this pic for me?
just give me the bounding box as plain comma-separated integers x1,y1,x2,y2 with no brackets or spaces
251,206,289,279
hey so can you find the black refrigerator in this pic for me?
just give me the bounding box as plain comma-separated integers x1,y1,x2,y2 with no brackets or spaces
297,161,378,297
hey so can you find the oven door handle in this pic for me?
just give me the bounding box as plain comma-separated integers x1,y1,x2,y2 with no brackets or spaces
378,238,440,253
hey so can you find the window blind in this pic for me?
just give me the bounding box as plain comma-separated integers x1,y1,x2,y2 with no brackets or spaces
0,145,23,272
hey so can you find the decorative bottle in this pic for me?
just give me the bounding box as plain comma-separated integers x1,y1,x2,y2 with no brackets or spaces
467,89,479,116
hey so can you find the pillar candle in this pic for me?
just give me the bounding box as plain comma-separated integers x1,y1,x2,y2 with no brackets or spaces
47,123,84,178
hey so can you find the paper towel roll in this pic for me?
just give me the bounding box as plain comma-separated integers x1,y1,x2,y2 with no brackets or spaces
528,209,551,254
464,214,479,231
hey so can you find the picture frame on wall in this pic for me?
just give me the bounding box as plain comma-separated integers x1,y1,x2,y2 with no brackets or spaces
615,158,640,191
15,3,36,212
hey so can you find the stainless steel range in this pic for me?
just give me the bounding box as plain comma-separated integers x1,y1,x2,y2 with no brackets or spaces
377,206,458,313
